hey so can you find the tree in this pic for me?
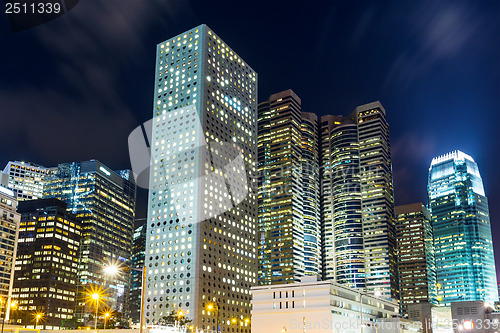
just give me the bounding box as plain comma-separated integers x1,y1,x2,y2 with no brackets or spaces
61,317,79,329
160,310,192,327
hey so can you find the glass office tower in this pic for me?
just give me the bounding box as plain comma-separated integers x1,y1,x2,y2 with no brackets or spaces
320,115,364,289
321,102,398,300
428,150,498,305
257,90,321,285
145,25,257,332
44,160,136,325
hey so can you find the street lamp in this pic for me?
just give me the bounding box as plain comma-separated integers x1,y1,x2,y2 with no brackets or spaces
177,310,184,327
231,318,250,333
92,293,100,332
103,263,146,333
103,311,111,330
206,302,220,332
34,312,44,329
1,299,17,333
84,285,107,333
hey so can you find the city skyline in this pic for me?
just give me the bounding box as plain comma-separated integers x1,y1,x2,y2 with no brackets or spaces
1,2,500,331
2,2,499,276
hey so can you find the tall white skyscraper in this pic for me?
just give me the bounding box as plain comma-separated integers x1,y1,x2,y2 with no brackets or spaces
145,25,257,332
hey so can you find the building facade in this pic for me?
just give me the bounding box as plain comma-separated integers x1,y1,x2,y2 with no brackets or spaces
13,198,81,329
0,185,20,319
396,203,437,317
145,24,257,332
251,276,404,333
320,102,398,300
43,160,136,325
2,161,56,200
428,151,498,306
129,221,146,325
320,115,363,288
257,90,321,285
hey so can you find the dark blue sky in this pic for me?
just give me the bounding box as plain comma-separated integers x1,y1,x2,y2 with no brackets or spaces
1,0,499,270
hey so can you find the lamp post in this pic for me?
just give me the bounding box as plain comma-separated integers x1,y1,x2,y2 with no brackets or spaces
1,299,17,333
206,302,219,332
104,312,111,330
177,310,184,327
103,263,146,333
35,314,42,328
92,293,100,332
231,318,249,333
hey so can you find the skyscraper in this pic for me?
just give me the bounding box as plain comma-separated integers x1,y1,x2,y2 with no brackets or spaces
145,25,257,332
321,102,398,300
354,102,397,300
0,185,20,318
428,150,498,305
13,198,81,329
320,115,363,288
2,161,56,200
257,90,321,285
44,160,136,325
395,203,437,316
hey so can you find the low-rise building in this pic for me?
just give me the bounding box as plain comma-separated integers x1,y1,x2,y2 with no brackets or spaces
251,276,419,333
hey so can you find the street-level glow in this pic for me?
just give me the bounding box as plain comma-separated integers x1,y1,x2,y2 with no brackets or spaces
103,264,120,276
463,321,475,330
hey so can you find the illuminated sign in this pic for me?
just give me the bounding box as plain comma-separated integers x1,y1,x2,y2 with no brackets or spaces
99,166,111,176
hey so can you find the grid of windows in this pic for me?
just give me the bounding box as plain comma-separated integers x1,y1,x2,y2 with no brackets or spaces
12,198,81,329
257,90,321,285
2,161,56,200
0,189,19,303
395,203,437,317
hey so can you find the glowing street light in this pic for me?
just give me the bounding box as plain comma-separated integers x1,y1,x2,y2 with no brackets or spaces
176,310,184,327
103,311,112,330
103,262,146,333
1,298,18,333
84,285,107,333
103,265,120,276
34,312,45,328
231,317,250,333
206,302,220,332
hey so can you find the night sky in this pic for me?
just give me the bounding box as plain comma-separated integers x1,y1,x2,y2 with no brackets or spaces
1,1,499,272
